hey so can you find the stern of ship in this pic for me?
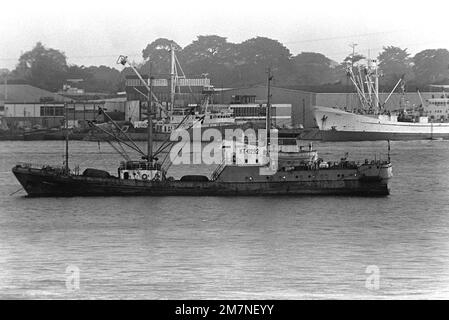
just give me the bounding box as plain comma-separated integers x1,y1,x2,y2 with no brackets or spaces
356,161,393,195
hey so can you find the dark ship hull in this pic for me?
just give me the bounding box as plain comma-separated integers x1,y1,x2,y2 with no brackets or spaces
12,164,391,197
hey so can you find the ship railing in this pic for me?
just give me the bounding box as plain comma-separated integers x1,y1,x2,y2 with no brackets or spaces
16,162,62,169
16,162,70,174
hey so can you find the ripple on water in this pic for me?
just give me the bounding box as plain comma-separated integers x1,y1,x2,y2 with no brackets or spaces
1,140,449,299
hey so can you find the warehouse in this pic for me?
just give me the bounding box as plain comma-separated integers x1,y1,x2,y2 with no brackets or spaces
0,84,111,129
215,86,316,128
1,84,70,128
3,101,107,129
125,75,208,106
228,99,292,127
124,79,317,127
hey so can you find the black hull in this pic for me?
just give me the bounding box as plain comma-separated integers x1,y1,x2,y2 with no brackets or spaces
320,130,449,141
12,167,390,197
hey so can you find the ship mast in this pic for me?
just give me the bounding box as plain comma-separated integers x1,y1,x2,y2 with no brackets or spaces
266,67,273,152
116,55,161,163
170,44,176,113
64,102,69,172
374,60,379,112
116,55,168,119
147,62,153,163
347,59,384,114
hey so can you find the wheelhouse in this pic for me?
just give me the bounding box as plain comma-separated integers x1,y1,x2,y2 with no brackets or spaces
118,161,163,181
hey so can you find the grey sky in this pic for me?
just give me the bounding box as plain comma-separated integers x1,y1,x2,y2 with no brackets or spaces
1,0,448,71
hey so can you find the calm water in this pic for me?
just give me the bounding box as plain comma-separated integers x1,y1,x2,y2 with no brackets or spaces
1,139,449,299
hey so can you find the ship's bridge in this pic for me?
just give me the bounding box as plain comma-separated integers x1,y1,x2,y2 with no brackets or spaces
118,161,163,181
425,98,449,120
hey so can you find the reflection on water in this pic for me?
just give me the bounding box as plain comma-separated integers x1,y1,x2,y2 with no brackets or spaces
1,140,449,299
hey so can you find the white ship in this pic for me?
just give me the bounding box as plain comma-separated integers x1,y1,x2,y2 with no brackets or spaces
314,59,449,141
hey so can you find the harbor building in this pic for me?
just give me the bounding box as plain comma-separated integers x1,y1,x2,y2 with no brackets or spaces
125,75,209,107
1,84,71,129
216,86,316,128
0,84,119,130
3,101,108,129
124,77,316,128
227,94,292,127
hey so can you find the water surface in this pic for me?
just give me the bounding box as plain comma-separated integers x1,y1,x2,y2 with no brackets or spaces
1,140,449,299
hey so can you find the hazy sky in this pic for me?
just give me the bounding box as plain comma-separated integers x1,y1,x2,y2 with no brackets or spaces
1,0,449,71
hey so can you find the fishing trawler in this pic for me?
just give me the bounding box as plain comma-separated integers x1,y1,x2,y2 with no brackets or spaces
12,66,393,197
314,59,449,141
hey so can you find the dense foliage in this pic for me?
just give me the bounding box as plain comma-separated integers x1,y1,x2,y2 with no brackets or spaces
3,37,449,93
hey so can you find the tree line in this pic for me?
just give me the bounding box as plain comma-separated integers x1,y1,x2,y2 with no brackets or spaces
3,36,449,94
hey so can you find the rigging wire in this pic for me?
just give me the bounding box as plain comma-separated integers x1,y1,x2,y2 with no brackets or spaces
159,117,206,170
86,120,145,156
152,106,196,157
98,107,145,155
105,140,131,161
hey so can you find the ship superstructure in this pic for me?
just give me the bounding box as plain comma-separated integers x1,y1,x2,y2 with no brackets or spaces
314,59,449,141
